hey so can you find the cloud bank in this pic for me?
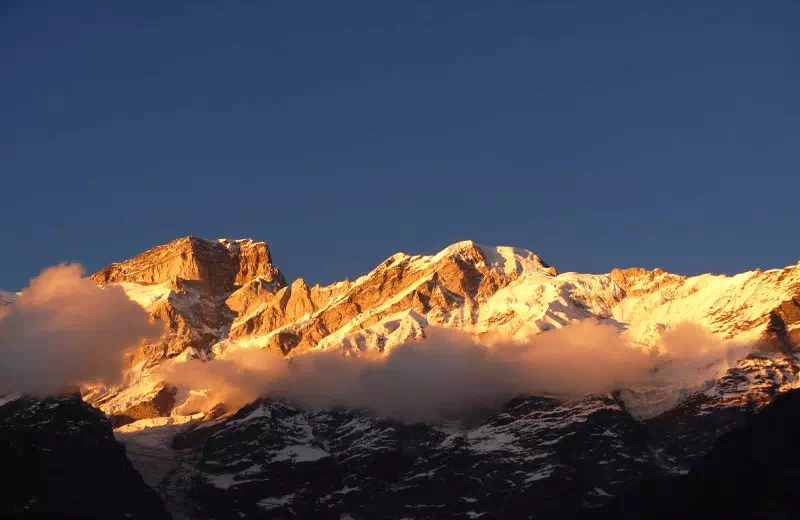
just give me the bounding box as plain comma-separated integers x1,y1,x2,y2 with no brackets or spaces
0,264,162,395
157,320,750,422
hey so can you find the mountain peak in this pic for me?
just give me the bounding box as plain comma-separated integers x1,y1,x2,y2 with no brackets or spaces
434,240,557,277
91,235,285,292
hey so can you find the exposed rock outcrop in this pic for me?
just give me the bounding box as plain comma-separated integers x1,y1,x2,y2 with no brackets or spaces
226,241,547,353
91,236,287,359
92,236,285,293
595,388,800,520
608,267,686,297
0,395,171,519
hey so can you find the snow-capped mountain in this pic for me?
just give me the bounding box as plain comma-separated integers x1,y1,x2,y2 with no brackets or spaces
27,235,800,519
82,236,800,423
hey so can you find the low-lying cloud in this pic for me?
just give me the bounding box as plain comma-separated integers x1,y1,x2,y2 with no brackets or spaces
157,319,750,422
650,323,751,387
0,264,162,395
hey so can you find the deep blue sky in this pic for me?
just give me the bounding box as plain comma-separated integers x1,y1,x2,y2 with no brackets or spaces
2,1,799,291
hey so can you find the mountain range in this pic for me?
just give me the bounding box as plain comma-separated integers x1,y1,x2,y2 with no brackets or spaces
3,236,800,519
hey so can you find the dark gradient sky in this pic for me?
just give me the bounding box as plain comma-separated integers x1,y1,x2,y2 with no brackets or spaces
2,1,799,291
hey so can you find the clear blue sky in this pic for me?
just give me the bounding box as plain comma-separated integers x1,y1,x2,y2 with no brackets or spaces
2,1,798,291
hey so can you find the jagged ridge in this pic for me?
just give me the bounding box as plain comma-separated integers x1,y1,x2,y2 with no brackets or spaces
83,237,800,423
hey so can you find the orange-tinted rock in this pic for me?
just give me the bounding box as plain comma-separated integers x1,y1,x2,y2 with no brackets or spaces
92,236,285,294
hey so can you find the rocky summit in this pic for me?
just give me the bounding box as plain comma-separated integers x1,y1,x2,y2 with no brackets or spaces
7,236,800,519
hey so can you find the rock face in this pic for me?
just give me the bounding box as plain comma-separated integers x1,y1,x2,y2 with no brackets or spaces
85,237,288,423
92,236,284,293
0,394,171,519
179,394,657,520
224,241,555,354
91,236,287,364
212,242,800,357
595,388,800,520
644,352,800,468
